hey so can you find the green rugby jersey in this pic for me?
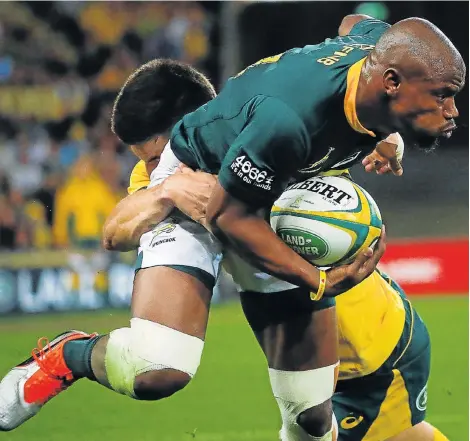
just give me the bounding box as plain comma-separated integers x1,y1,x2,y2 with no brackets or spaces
171,19,390,206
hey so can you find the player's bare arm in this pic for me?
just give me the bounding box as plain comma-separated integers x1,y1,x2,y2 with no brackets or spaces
206,181,386,297
102,184,174,252
103,171,216,251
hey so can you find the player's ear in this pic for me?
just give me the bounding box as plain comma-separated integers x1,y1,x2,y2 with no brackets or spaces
383,68,401,97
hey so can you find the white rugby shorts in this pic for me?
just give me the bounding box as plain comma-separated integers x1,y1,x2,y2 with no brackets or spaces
136,214,223,287
136,142,223,287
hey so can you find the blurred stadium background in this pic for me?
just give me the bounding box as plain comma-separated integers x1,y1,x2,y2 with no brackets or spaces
0,2,467,440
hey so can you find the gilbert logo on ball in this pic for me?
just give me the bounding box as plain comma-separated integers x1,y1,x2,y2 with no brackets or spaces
271,176,382,267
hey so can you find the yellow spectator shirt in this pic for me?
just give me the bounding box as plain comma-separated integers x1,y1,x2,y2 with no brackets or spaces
54,172,119,247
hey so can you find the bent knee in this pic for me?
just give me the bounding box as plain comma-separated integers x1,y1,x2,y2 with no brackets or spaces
134,368,191,400
297,400,333,436
269,364,338,437
105,319,204,400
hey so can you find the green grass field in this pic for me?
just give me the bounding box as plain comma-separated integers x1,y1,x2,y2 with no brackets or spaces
0,296,467,441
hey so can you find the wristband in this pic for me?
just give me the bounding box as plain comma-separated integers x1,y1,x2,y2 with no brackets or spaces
310,270,327,301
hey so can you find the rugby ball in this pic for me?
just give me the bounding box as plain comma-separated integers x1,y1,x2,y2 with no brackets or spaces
270,176,382,267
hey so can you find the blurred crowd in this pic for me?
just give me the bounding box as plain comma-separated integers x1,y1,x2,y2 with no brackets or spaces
0,1,215,251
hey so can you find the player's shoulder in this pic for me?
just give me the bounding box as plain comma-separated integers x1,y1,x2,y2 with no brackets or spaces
128,160,150,195
294,17,390,64
348,18,391,39
310,18,389,57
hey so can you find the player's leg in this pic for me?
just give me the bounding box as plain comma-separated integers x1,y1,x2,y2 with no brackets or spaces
0,216,222,430
241,288,339,441
0,266,212,431
68,214,222,401
86,265,213,400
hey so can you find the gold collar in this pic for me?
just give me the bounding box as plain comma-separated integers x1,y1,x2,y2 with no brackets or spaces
344,58,376,137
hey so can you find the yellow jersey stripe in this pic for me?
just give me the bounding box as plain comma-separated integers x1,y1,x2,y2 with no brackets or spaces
128,160,150,195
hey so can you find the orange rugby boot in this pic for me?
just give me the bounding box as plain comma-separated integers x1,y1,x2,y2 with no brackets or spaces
0,330,97,431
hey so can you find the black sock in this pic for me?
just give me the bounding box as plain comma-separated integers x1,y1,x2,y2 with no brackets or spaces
63,336,103,381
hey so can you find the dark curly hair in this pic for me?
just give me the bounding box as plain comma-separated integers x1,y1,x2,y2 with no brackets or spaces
111,59,216,145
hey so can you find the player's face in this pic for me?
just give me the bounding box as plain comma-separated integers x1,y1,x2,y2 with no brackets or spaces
130,136,168,175
390,72,464,151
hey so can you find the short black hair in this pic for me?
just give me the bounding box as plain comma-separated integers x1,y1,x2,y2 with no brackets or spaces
111,59,216,145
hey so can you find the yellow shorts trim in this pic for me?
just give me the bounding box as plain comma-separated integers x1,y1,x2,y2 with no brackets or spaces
393,299,415,367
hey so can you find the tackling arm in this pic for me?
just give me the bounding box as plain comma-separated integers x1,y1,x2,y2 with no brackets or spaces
206,182,386,297
102,170,217,252
102,185,174,252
